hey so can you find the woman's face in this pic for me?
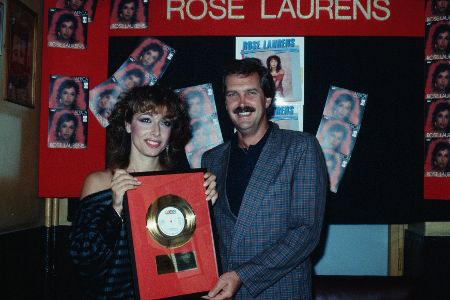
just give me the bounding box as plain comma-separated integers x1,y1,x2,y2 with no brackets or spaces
141,49,160,66
325,130,345,150
270,58,278,69
61,87,77,107
126,111,172,159
436,31,449,52
121,73,142,91
435,70,450,91
58,120,76,142
67,0,84,10
188,96,203,118
436,109,450,130
434,148,450,170
59,21,75,41
333,100,353,120
120,2,136,22
98,94,112,109
435,0,450,14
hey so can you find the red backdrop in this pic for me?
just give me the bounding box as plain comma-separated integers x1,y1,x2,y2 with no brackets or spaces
39,0,427,198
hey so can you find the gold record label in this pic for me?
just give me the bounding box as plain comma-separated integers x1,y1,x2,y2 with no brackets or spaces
146,194,196,248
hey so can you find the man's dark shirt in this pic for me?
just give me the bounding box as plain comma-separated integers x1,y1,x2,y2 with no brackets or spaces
226,124,272,216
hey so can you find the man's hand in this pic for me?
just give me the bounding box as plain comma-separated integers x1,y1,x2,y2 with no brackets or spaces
202,271,241,300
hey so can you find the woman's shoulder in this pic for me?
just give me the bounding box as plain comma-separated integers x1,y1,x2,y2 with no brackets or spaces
80,169,113,200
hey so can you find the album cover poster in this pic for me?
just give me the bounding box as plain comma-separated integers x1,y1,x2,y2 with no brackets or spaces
129,37,176,82
177,83,223,168
425,99,450,138
424,138,450,177
49,75,88,110
54,0,98,22
316,117,358,192
89,79,121,128
425,20,450,60
48,109,87,149
323,148,349,193
322,86,367,127
425,60,450,99
110,0,148,29
112,58,153,93
236,37,304,105
47,8,88,50
271,102,303,131
426,0,450,22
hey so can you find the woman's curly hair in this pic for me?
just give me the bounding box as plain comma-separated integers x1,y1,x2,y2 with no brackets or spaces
106,85,191,170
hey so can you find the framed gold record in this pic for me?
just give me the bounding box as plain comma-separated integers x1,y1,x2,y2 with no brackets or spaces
146,194,196,248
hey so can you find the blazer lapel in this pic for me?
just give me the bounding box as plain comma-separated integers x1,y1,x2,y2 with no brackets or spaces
230,127,282,252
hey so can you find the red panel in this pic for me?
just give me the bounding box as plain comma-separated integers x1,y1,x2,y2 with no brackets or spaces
39,0,425,198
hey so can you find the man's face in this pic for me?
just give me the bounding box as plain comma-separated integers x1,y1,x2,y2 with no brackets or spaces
333,99,353,120
436,70,450,91
59,21,74,41
224,73,271,137
121,2,135,22
435,148,450,170
61,87,76,107
436,109,450,130
141,49,160,66
59,120,75,141
436,31,449,52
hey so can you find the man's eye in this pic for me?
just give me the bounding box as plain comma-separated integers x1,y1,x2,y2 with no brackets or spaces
226,92,237,98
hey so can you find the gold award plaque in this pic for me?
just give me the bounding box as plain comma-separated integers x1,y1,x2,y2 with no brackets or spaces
146,194,196,248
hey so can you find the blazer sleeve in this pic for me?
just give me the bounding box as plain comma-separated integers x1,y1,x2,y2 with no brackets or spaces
235,135,327,297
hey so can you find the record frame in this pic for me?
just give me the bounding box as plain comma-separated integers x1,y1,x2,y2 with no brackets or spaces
124,169,219,299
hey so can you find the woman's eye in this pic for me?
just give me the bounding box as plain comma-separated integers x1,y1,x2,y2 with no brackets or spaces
139,117,151,123
161,120,172,127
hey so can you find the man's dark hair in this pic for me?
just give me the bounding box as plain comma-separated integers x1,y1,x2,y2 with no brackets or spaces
223,58,275,100
55,13,78,44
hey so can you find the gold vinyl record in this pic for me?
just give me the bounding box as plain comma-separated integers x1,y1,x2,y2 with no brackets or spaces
146,194,196,248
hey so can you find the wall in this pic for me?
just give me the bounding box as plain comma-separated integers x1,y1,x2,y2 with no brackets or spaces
314,224,388,275
0,0,44,233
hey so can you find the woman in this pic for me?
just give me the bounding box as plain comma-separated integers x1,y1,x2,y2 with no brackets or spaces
54,112,79,146
266,55,285,98
56,79,80,109
117,0,138,25
69,85,217,299
432,102,450,133
54,13,78,44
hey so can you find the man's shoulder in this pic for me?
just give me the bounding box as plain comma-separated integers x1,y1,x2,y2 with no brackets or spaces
204,141,230,156
273,127,316,143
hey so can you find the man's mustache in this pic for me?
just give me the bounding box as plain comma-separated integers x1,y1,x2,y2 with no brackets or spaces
233,106,255,114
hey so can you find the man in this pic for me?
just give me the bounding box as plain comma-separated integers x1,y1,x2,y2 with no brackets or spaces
202,58,327,299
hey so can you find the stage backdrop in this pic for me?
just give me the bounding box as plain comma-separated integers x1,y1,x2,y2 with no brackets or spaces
39,0,450,223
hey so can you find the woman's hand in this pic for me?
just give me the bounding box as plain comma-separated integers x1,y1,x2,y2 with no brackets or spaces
204,172,218,205
111,169,141,215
